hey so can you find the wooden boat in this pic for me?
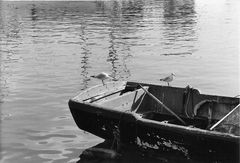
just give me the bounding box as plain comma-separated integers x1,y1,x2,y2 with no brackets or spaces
68,81,240,161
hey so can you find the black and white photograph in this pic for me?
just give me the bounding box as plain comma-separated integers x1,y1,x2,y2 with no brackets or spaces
0,0,239,162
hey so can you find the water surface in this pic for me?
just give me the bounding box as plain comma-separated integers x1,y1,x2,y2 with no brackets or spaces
0,0,239,162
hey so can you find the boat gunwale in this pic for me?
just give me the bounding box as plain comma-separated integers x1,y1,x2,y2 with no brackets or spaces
71,81,239,106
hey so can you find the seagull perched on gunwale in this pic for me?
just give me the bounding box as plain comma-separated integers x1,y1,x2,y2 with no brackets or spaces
91,72,113,85
160,73,175,86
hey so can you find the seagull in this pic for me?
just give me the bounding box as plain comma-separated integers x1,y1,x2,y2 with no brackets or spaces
91,72,113,85
160,73,175,86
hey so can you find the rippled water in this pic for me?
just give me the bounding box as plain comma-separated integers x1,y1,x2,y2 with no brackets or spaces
0,0,239,162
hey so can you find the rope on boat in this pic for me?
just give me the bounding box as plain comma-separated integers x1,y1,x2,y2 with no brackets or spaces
110,131,119,150
110,109,130,151
138,84,187,125
183,86,192,118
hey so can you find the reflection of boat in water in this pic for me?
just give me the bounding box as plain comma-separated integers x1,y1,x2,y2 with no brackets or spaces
69,81,240,162
77,140,197,163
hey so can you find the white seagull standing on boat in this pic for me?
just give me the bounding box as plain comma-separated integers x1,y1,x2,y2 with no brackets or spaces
91,72,113,85
160,73,175,86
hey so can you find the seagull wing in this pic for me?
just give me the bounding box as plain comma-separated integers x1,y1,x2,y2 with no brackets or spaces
160,76,169,81
96,73,106,79
160,75,173,82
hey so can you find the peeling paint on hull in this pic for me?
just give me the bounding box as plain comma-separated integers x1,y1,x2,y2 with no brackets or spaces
136,137,188,156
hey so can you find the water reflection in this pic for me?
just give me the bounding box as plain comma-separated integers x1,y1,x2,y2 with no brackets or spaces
162,0,197,55
107,27,119,79
97,0,144,80
76,141,230,163
1,3,21,42
79,21,91,90
31,4,38,21
163,0,196,18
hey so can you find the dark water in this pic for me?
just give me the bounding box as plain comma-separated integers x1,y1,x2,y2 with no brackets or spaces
0,0,239,162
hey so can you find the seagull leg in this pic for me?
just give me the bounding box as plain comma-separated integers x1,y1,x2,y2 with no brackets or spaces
102,80,105,85
167,82,169,86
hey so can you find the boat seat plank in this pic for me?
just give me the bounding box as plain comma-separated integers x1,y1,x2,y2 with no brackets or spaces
99,88,148,111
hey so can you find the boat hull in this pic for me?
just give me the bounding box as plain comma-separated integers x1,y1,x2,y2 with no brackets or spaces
69,81,240,162
69,100,239,161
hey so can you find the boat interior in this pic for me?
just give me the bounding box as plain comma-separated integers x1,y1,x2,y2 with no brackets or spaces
76,81,239,135
96,82,240,134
